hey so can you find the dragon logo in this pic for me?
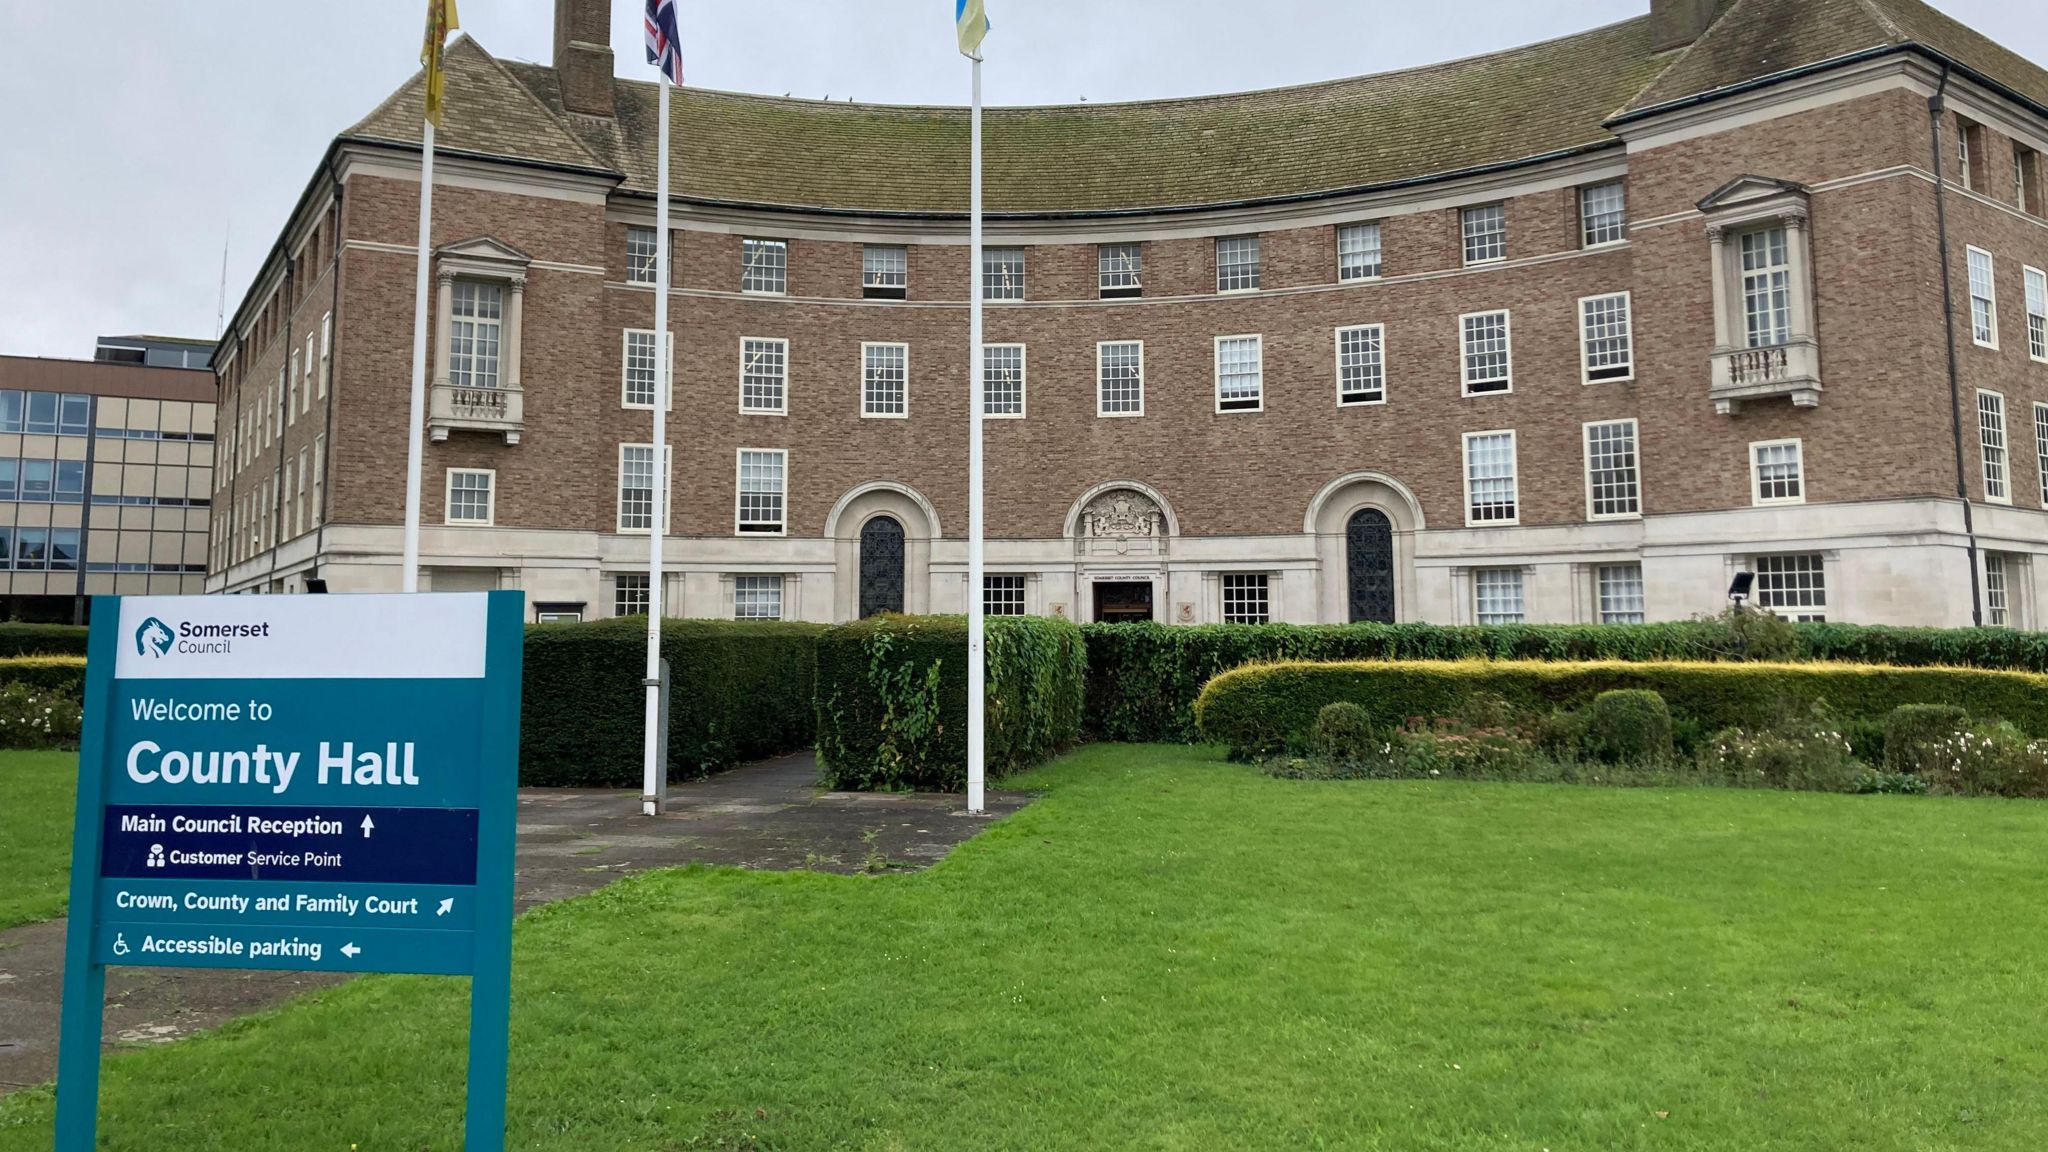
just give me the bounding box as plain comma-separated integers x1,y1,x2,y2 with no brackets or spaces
135,616,175,658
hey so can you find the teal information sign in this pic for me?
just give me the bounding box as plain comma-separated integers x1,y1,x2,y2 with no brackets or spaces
55,591,524,1149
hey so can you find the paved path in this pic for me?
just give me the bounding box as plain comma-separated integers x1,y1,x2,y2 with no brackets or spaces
0,752,1029,1095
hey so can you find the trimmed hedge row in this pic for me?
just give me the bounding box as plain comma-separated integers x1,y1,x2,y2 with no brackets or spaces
1084,621,1765,743
0,623,87,658
0,656,86,694
1194,659,2048,759
520,617,824,787
815,614,1085,791
1085,620,2048,744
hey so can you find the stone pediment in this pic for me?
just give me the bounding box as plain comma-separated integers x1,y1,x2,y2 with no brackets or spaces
435,236,532,273
1696,175,1809,215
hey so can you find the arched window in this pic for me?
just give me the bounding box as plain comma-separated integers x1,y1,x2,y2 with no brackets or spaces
858,516,905,618
1346,508,1395,623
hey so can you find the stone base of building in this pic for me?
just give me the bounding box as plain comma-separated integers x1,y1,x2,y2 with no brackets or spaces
208,497,2043,630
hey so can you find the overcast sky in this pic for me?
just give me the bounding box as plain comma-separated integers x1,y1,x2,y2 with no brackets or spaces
0,0,2039,360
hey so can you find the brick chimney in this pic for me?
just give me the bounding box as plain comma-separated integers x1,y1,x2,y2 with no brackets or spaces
554,0,615,117
1650,0,1726,52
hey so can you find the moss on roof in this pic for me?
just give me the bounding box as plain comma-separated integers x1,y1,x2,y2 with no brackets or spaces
1622,0,2048,115
353,20,1672,216
342,2,2047,218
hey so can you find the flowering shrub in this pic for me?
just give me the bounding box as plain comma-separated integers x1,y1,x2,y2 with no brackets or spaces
1697,713,1863,792
1920,722,2048,799
0,681,83,749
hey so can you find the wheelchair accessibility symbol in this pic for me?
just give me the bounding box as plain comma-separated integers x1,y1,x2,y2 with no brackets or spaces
111,933,131,957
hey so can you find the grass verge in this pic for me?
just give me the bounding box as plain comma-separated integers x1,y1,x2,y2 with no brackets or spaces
4,743,2048,1149
0,750,76,930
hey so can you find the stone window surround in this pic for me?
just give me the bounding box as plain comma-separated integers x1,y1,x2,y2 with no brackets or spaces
429,238,529,444
1450,564,1532,626
1701,178,1820,415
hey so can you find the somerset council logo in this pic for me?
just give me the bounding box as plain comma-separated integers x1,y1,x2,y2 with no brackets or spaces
135,616,175,658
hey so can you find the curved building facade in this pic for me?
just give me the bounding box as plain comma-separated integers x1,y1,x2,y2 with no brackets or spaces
209,0,2048,628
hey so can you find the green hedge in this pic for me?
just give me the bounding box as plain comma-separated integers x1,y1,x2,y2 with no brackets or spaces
0,656,85,695
815,614,1085,791
1194,659,2048,759
1084,620,2048,744
0,623,87,658
1084,621,1762,743
520,617,824,788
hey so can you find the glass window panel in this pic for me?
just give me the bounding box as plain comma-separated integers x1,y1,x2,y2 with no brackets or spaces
1216,236,1261,292
1580,293,1633,381
983,345,1025,417
982,248,1025,301
1338,223,1382,281
1465,432,1518,524
1753,441,1804,503
741,338,788,413
1597,563,1645,624
1462,204,1506,264
1215,336,1263,411
1462,311,1512,393
1474,568,1525,624
1337,325,1384,405
737,450,786,533
1581,182,1627,246
734,575,783,619
1221,574,1270,624
1585,420,1640,518
741,239,787,294
983,574,1026,616
1098,342,1143,415
614,572,651,617
1098,244,1142,297
862,344,908,417
1741,228,1792,347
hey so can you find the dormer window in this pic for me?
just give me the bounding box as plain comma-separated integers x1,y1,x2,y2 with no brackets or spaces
1698,176,1821,414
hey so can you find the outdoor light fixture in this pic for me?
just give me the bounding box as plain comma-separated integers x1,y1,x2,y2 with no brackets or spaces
1728,571,1755,607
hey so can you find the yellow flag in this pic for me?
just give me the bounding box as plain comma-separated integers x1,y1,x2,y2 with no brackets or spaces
421,0,460,127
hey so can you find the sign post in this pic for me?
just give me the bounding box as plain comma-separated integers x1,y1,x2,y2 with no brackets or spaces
53,591,523,1149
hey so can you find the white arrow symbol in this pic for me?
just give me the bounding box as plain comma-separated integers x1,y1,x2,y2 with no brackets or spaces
340,943,361,959
436,898,454,917
360,815,375,839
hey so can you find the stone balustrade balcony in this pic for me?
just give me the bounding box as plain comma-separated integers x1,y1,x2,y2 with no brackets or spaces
429,382,524,444
1709,338,1821,415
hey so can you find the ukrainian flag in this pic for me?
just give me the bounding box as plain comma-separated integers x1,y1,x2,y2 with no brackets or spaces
956,0,988,57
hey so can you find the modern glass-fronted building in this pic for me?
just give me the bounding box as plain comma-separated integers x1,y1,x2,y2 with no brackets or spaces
0,350,215,621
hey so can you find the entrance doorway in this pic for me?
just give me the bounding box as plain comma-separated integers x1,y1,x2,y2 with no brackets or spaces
1093,581,1154,624
858,516,905,617
1346,508,1396,623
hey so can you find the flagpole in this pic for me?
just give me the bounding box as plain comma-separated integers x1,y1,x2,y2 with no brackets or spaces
966,52,986,815
643,73,672,816
402,118,435,594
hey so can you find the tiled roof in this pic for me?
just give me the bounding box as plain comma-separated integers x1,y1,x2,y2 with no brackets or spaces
350,22,1673,217
346,38,612,175
1620,0,2048,116
342,2,2047,218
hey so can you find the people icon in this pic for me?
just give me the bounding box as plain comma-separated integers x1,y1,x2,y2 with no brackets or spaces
111,933,131,957
146,844,166,869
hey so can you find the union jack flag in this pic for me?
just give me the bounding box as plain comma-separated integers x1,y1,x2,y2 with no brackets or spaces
645,0,684,86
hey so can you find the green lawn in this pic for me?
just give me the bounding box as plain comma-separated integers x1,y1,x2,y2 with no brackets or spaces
0,750,76,930
6,744,2048,1149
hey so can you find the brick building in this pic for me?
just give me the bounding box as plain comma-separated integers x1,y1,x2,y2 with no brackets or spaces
211,0,2048,628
